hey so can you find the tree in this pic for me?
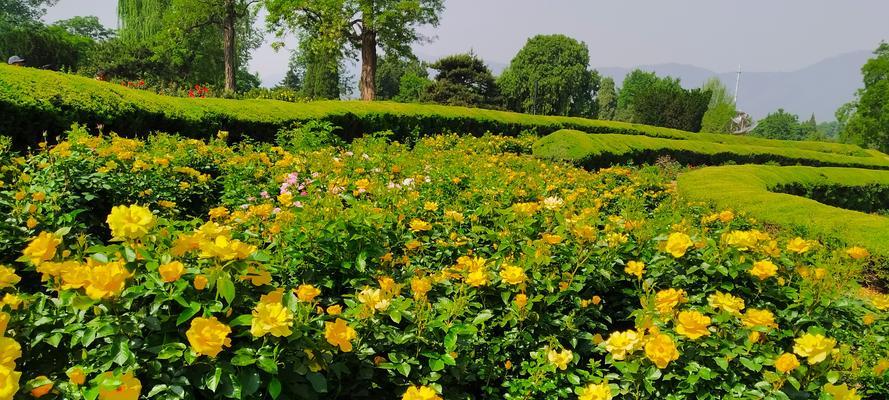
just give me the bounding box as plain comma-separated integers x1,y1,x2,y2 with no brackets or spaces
839,42,889,152
750,109,806,140
615,70,710,131
597,77,617,120
700,77,737,133
0,0,58,24
498,34,600,117
52,16,115,41
394,71,430,102
375,54,427,100
420,53,501,108
265,0,445,101
616,69,658,121
0,23,94,70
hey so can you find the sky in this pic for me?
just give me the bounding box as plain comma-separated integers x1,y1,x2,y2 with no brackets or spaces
43,0,889,87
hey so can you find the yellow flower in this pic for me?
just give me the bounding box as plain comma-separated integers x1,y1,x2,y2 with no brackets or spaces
547,347,573,370
514,293,528,309
200,236,256,261
465,268,489,287
822,383,861,400
0,266,20,289
327,305,342,315
0,312,8,335
577,382,612,400
874,358,889,375
0,336,21,366
707,291,745,315
409,219,432,232
786,237,811,254
158,261,185,283
325,318,357,352
499,264,526,285
84,261,132,300
401,385,442,400
193,275,208,290
724,230,758,250
423,201,439,211
410,277,432,300
240,267,272,286
718,210,734,222
793,333,836,364
664,232,693,258
208,207,229,220
542,233,563,245
741,308,778,330
0,365,21,400
106,205,154,240
67,367,86,385
26,217,38,229
604,330,641,360
654,288,686,314
186,317,232,358
872,295,889,311
30,376,53,398
748,260,778,280
846,247,870,260
296,284,321,302
774,353,800,373
512,202,539,216
23,231,61,265
675,310,711,340
645,333,679,369
0,294,22,310
97,371,141,400
863,313,877,325
251,290,294,338
624,261,645,279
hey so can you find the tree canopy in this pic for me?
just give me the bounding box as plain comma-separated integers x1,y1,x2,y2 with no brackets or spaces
421,53,501,109
615,70,710,132
839,41,889,152
700,77,737,133
750,109,808,140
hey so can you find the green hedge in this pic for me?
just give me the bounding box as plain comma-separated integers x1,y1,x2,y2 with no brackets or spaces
677,165,889,257
0,64,881,158
532,129,889,170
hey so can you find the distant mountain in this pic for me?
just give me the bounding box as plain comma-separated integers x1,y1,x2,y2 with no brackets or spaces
597,50,871,122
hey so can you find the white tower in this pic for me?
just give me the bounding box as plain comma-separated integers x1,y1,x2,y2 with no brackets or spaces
733,64,741,105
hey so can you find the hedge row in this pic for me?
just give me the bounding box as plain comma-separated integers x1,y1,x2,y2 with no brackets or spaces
532,129,889,170
677,164,889,257
0,64,879,158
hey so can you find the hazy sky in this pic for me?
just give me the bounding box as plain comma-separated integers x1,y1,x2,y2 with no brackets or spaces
44,0,889,87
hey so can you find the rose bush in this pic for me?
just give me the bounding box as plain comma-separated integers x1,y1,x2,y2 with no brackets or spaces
0,130,886,399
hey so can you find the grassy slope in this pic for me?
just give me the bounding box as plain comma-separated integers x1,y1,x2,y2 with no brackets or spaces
678,165,889,255
0,65,881,159
533,129,889,170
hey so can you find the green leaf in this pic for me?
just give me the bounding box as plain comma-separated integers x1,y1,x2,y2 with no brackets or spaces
444,331,457,352
739,357,761,372
396,362,411,377
157,343,186,360
268,378,282,399
176,302,201,326
217,276,236,304
390,310,402,324
240,371,261,396
306,372,328,393
205,366,222,392
229,314,253,327
429,358,445,371
826,370,840,384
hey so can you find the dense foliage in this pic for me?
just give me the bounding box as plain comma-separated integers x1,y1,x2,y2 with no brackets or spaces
699,78,737,134
0,129,887,400
420,53,502,109
499,34,600,118
615,70,711,132
751,109,819,141
839,42,889,153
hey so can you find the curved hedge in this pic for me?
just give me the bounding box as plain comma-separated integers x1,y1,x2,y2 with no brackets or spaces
533,129,889,170
677,164,889,257
0,65,882,159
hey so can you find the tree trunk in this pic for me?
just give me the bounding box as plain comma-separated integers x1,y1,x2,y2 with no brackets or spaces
222,0,237,92
359,29,377,101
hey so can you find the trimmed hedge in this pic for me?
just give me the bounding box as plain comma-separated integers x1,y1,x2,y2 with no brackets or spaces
677,164,889,257
0,64,882,159
533,129,889,170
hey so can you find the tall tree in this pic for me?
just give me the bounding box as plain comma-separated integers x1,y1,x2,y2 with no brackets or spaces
700,77,737,133
615,69,658,121
498,34,600,117
839,42,889,152
375,54,427,100
750,109,806,140
597,77,617,120
265,0,444,101
0,0,58,24
53,16,115,41
420,53,500,108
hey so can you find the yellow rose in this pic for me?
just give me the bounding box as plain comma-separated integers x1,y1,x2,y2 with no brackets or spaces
664,232,693,258
872,295,889,311
786,237,811,254
577,382,612,400
193,275,208,290
822,383,861,400
748,260,777,280
296,284,321,302
718,210,734,222
409,219,432,232
423,201,438,211
604,330,641,360
846,246,870,260
22,231,61,265
97,371,141,400
157,261,185,283
30,376,53,398
793,333,836,364
514,293,528,309
0,266,20,289
0,365,21,400
0,312,8,335
186,317,232,358
410,277,432,300
774,353,800,373
724,230,758,250
707,291,745,315
401,385,442,400
0,294,22,310
675,310,711,340
106,205,154,240
644,333,679,369
325,318,357,352
542,233,563,245
741,308,778,330
67,367,87,385
874,358,889,375
499,264,526,285
547,347,573,370
0,336,21,366
624,261,645,279
327,305,343,315
251,290,294,338
654,288,686,314
84,261,132,300
465,268,489,287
